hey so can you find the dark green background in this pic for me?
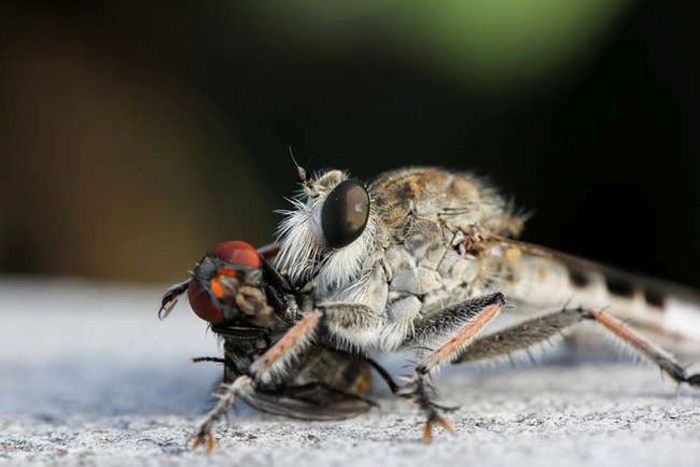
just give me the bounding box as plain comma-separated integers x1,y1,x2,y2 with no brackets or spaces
1,2,697,286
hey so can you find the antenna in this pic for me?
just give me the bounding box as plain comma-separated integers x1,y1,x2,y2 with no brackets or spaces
288,145,307,182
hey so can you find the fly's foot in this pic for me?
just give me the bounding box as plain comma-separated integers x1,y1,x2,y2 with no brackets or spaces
191,376,251,453
423,411,454,444
192,424,217,453
398,372,457,444
683,372,700,387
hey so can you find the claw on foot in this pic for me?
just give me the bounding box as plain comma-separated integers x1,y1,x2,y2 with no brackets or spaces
436,414,455,433
421,415,454,444
192,431,217,453
422,421,433,444
685,373,700,387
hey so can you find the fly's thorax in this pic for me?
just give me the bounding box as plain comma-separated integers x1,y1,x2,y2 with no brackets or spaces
370,167,520,238
275,167,522,317
383,231,500,317
367,167,525,314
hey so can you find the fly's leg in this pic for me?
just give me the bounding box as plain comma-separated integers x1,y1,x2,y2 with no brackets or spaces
192,310,322,452
453,307,700,387
321,303,387,331
158,279,190,319
400,292,506,443
589,311,700,386
453,307,584,363
364,356,401,394
192,375,254,452
396,372,456,444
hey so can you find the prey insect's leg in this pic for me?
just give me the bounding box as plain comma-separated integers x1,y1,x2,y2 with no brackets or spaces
454,307,700,387
191,356,242,377
192,311,322,452
400,293,505,443
365,356,401,394
158,279,190,319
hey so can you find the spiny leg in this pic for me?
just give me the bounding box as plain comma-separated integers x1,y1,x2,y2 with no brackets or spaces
453,307,700,387
588,310,700,386
453,307,584,364
397,373,456,444
401,292,505,443
317,296,506,442
249,311,322,384
192,375,253,452
320,302,387,344
192,311,322,452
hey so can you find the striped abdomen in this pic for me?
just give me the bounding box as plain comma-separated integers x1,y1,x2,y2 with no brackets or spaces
494,240,700,355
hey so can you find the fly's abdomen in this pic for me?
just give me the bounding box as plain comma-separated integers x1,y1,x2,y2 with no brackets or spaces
499,246,700,354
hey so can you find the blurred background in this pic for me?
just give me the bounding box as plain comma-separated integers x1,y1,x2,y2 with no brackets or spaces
1,1,698,287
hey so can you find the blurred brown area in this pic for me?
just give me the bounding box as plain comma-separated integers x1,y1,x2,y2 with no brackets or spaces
0,2,698,285
0,5,273,282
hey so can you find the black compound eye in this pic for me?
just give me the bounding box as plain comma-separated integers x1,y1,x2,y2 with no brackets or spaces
321,179,370,248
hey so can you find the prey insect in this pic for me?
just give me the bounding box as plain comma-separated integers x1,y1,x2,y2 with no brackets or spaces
160,166,700,450
159,240,396,451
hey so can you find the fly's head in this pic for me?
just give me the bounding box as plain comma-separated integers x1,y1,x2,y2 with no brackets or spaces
275,168,380,294
159,240,286,328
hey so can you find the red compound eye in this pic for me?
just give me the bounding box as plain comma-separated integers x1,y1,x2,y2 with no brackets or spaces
188,280,224,324
213,240,261,269
187,241,261,324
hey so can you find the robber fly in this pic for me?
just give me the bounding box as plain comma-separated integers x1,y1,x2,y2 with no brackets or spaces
161,166,700,451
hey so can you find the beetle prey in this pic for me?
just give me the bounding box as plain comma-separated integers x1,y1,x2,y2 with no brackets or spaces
165,166,700,449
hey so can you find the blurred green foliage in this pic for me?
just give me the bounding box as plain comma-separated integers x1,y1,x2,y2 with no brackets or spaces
250,0,631,86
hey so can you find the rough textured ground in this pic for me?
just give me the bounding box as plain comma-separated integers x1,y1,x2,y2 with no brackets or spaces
1,279,699,467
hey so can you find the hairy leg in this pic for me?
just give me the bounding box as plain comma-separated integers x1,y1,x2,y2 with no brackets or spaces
400,292,505,443
192,375,254,452
454,307,583,363
453,306,700,387
192,311,322,451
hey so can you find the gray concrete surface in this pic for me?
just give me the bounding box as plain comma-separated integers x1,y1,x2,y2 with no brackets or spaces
1,279,699,466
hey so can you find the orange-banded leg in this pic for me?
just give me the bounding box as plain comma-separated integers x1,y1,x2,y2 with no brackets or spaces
192,311,322,452
399,292,506,443
192,375,253,452
454,307,700,387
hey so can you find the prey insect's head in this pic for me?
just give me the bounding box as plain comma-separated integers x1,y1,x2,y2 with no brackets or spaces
275,167,377,291
159,240,276,325
188,241,262,324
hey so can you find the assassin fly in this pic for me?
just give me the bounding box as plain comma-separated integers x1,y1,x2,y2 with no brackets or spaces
160,166,700,451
